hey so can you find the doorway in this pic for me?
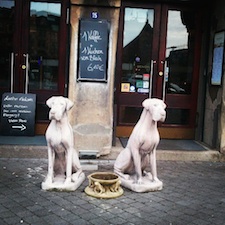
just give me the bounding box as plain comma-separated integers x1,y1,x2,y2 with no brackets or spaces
115,2,203,139
0,0,69,134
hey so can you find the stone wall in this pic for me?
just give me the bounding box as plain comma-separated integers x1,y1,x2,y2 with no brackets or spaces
68,0,120,156
203,0,225,152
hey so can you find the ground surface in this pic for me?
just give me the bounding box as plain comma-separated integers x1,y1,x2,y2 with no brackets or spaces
0,158,225,225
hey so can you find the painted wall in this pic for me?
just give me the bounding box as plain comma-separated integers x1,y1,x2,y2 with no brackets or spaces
68,0,120,156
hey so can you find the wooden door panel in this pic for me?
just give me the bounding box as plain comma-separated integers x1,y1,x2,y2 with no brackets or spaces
166,95,192,108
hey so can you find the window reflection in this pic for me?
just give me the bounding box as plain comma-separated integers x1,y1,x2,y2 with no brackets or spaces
121,8,154,93
29,2,61,90
165,10,195,95
0,0,15,89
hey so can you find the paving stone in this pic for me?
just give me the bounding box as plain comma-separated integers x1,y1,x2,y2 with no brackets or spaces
3,216,23,225
0,210,15,218
42,214,68,224
109,216,127,224
79,211,98,220
100,211,118,220
63,213,80,223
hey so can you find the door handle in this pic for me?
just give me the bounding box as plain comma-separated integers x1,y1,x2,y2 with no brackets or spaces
23,53,29,94
10,52,14,93
162,60,168,102
149,60,156,98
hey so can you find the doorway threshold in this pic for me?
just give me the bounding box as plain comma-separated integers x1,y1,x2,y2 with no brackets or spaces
0,135,47,146
119,137,208,151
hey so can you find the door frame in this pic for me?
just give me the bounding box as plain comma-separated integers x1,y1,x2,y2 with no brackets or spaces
115,1,203,139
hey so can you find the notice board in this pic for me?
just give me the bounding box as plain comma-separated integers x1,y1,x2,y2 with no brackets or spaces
0,93,36,136
78,19,109,81
211,31,225,85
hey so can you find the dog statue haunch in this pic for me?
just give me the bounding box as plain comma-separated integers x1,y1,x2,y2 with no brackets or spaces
114,98,166,192
41,96,85,191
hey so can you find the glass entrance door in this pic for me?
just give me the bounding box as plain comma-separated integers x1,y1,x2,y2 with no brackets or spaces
0,0,15,94
116,3,202,139
116,5,160,126
0,0,68,133
158,6,202,138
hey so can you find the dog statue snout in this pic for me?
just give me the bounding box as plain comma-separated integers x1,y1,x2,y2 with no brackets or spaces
49,110,55,119
49,109,59,120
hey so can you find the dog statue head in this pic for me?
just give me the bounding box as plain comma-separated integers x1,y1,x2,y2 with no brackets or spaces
142,98,166,122
46,96,74,121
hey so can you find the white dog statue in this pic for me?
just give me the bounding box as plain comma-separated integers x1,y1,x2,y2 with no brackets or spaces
114,98,166,192
41,96,85,191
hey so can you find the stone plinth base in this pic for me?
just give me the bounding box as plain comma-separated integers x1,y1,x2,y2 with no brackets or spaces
85,186,124,199
120,176,163,193
41,172,85,191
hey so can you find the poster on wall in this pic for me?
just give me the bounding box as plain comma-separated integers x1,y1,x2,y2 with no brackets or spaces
211,31,225,85
77,19,109,81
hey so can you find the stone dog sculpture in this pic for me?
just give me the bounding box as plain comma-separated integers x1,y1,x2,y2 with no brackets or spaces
114,98,166,192
41,96,85,191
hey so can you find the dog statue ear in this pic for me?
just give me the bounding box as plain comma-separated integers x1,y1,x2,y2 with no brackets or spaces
142,99,151,110
46,96,55,108
162,101,167,109
66,98,74,111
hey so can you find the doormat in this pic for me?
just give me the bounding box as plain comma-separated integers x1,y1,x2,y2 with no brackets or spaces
0,135,47,146
119,137,207,151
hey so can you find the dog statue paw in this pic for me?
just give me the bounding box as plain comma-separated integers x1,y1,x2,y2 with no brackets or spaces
43,175,53,185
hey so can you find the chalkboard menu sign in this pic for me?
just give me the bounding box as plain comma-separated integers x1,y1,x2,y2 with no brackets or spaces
78,19,109,81
0,93,36,136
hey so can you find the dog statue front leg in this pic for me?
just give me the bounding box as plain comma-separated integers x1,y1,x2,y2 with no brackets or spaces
150,148,159,182
71,151,83,182
114,148,131,180
65,148,73,184
45,146,55,184
131,148,143,184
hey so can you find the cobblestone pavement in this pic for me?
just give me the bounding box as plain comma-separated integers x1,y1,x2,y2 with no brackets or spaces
1,158,225,225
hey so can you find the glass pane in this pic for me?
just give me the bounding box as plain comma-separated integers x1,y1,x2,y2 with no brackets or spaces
165,10,195,95
0,0,15,90
29,2,61,90
121,8,154,94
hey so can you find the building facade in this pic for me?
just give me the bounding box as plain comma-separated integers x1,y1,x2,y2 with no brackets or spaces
0,0,225,156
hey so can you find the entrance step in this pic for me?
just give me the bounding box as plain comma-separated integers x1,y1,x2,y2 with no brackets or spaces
0,136,225,162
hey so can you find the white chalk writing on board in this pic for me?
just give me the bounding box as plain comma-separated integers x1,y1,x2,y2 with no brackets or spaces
78,20,109,81
82,30,102,42
1,93,36,136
